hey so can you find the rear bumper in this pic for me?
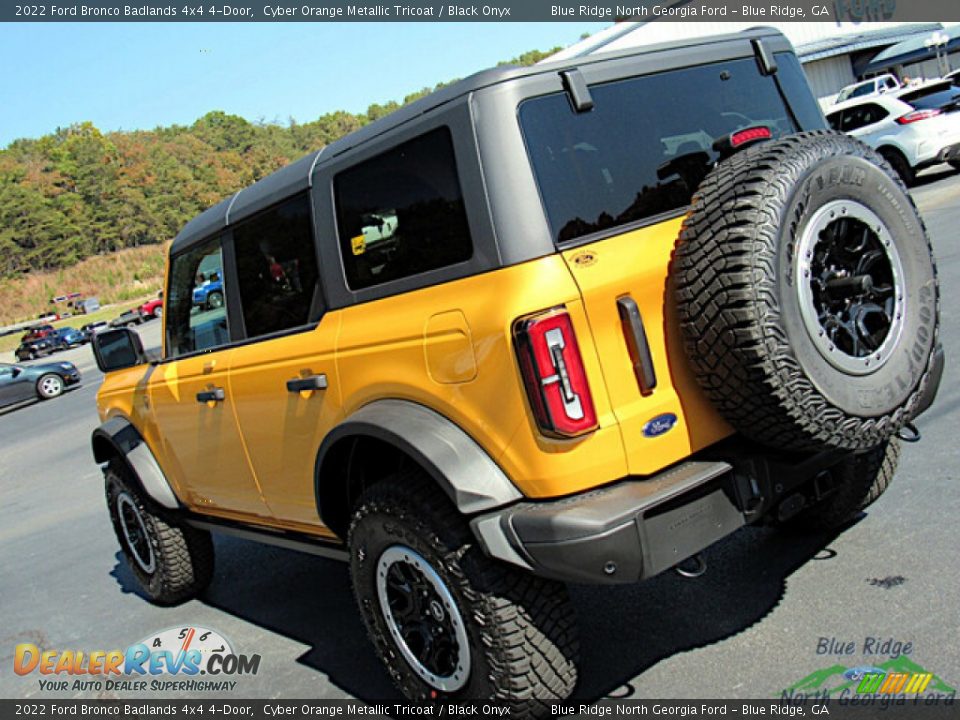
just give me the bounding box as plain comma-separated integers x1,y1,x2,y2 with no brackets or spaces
472,461,744,584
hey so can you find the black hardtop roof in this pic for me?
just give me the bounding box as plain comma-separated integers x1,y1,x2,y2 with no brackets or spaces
170,27,787,255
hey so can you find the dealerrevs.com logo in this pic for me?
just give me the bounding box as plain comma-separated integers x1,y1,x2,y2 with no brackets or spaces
13,626,261,692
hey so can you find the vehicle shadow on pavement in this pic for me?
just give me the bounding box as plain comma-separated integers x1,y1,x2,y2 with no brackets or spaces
914,166,959,188
109,521,845,702
570,522,845,700
111,537,399,699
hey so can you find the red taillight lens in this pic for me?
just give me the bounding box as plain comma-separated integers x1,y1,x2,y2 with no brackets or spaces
730,126,772,147
896,109,941,124
514,308,598,438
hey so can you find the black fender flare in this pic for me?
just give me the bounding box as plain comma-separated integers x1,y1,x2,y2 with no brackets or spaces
91,416,180,510
314,399,522,528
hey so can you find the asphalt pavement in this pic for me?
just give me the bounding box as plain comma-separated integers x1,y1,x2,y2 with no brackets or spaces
2,170,959,702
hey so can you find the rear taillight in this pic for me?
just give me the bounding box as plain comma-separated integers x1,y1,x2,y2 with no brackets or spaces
896,109,941,124
730,126,772,147
513,308,598,438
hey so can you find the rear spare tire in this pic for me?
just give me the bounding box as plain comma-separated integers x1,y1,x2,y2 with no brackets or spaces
675,131,939,452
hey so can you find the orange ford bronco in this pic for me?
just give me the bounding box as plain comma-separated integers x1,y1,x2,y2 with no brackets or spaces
91,29,942,714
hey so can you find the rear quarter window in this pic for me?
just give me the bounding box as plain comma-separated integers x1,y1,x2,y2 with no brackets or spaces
333,127,473,290
519,54,824,245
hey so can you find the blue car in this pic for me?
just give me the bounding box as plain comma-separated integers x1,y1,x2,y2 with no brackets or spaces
50,327,87,350
0,361,81,407
192,279,224,310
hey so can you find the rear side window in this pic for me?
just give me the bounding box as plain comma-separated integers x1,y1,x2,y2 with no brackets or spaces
839,103,889,132
166,238,228,358
334,127,472,290
520,55,823,245
233,193,320,338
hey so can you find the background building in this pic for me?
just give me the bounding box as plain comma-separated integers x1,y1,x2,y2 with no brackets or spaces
549,21,958,106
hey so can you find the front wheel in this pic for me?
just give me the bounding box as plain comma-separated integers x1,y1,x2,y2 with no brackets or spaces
36,373,64,399
206,292,224,310
105,465,214,605
349,474,579,716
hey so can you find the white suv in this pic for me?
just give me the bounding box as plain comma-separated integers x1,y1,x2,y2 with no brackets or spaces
834,73,900,104
826,80,960,184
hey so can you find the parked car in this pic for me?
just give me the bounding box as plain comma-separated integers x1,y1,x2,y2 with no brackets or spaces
0,361,80,407
109,309,144,328
192,277,223,310
89,28,941,711
49,327,88,349
834,73,900,104
15,336,57,361
80,321,110,342
20,324,55,342
139,291,164,320
826,82,960,184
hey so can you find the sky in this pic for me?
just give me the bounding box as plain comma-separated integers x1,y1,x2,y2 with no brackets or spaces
0,22,610,146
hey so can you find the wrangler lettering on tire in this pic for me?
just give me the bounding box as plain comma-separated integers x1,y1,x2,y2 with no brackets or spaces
675,131,939,452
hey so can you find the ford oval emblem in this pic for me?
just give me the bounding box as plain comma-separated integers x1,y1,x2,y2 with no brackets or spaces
643,413,677,438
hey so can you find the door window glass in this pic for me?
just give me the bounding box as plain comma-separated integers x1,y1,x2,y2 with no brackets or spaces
166,238,228,358
233,194,320,338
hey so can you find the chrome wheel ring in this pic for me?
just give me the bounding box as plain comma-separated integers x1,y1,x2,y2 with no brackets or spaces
117,492,156,574
376,545,470,692
39,375,62,397
795,200,905,376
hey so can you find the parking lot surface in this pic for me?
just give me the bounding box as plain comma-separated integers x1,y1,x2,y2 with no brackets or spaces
2,169,959,701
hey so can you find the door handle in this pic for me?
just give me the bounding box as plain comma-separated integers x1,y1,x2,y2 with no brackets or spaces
196,388,225,403
286,374,328,393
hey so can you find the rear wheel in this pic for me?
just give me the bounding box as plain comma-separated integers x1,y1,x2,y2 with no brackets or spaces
105,464,214,605
349,474,578,716
36,373,64,400
950,160,960,172
878,147,915,186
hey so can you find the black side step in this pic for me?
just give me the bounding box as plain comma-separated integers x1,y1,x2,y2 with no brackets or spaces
186,516,348,562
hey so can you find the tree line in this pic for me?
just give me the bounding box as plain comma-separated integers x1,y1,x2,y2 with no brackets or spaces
0,47,560,279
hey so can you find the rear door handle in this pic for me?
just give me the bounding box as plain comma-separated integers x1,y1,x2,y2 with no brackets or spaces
196,388,225,403
286,374,328,393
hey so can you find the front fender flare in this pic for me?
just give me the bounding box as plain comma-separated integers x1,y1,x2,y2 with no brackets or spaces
315,399,522,521
91,416,180,510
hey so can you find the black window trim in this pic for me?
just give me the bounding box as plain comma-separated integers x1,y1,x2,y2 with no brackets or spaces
161,192,328,363
330,124,476,295
314,103,500,311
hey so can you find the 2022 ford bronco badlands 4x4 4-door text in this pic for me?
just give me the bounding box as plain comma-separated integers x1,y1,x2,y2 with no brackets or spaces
92,29,943,713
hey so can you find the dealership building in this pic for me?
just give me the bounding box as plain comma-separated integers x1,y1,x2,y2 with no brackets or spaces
550,21,960,105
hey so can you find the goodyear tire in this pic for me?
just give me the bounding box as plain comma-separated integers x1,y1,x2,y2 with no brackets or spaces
105,463,214,605
785,439,901,531
348,473,578,717
675,131,939,452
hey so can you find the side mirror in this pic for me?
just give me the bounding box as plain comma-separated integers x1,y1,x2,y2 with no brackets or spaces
92,328,148,373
